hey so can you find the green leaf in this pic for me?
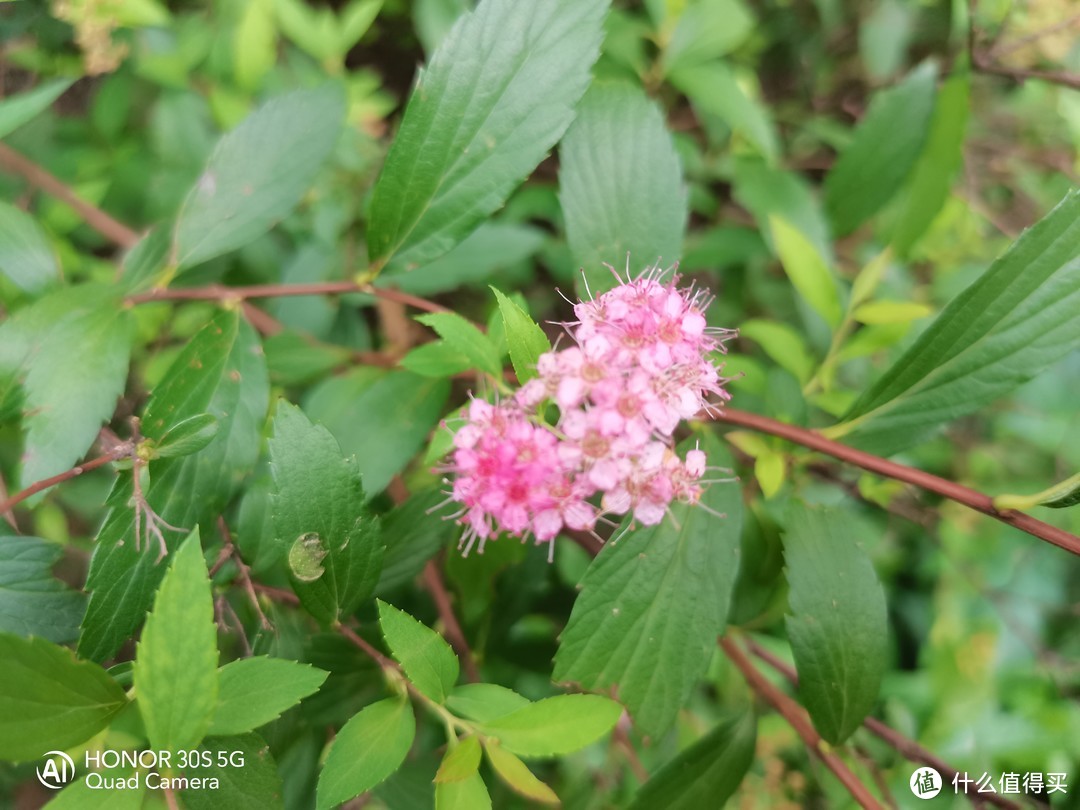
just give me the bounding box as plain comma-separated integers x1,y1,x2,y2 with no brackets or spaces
180,733,285,810
852,300,933,325
0,200,60,293
768,216,843,329
0,79,73,139
436,771,491,810
233,0,276,91
832,190,1080,455
484,743,558,805
44,774,146,810
435,735,482,783
890,69,970,256
628,711,756,810
661,0,753,76
554,438,743,737
754,450,785,499
995,472,1080,511
446,683,530,723
340,0,383,51
377,488,459,594
0,535,85,643
491,287,550,383
739,320,814,384
0,284,133,489
81,311,269,662
155,412,220,458
669,62,778,161
209,656,329,736
400,341,472,378
559,82,686,293
367,0,608,271
415,312,502,378
174,84,346,268
305,369,450,496
134,530,218,754
824,61,938,236
317,697,416,810
478,694,621,757
784,503,887,745
269,401,384,625
0,634,127,761
377,599,459,703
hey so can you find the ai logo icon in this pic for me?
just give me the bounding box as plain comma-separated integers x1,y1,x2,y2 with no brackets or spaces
36,751,76,789
910,766,943,799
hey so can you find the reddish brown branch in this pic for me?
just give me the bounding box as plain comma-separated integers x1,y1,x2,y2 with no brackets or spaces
744,639,1023,810
710,408,1080,557
0,143,140,248
127,282,450,314
218,516,273,631
0,445,129,515
972,53,1080,91
719,638,885,810
423,560,481,682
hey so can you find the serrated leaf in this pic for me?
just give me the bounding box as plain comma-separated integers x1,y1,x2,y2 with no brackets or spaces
368,0,607,271
0,200,60,293
377,599,459,703
0,79,73,139
446,683,530,723
478,694,621,758
81,311,269,662
995,472,1080,511
768,216,843,329
269,401,384,625
180,733,285,810
134,530,218,754
174,84,345,268
891,69,970,256
833,190,1080,455
0,535,85,643
0,284,133,490
628,711,756,810
155,413,220,458
317,697,416,810
0,634,127,761
436,771,491,810
484,743,558,805
824,61,938,236
209,657,329,736
415,312,502,378
304,369,450,496
560,82,686,293
784,503,887,744
435,735,481,783
554,438,743,737
491,287,550,383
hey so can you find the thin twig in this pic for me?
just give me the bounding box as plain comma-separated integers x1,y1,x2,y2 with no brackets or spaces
0,142,140,248
218,516,273,631
0,470,18,531
251,581,301,606
710,408,1080,557
719,637,885,810
423,560,481,682
127,282,450,314
972,55,1080,91
744,638,1023,810
989,11,1080,58
0,444,130,515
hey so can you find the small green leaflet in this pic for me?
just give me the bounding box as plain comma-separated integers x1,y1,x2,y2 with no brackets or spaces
0,200,60,293
660,0,753,76
559,82,687,293
377,599,459,703
0,535,85,643
0,634,128,761
628,711,756,810
80,311,269,662
995,472,1080,512
173,84,346,269
366,0,608,271
0,78,73,139
484,743,558,805
832,190,1080,455
154,413,219,459
477,694,622,758
491,287,550,383
784,503,887,744
768,216,843,329
317,697,416,810
554,438,743,737
435,771,491,810
269,401,384,625
134,531,219,754
435,735,482,783
208,656,329,736
415,312,502,378
824,61,938,237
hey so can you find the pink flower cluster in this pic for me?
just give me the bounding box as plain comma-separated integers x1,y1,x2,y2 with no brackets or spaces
446,267,733,558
